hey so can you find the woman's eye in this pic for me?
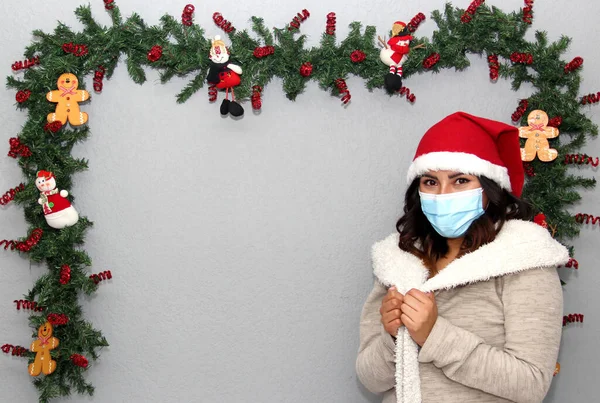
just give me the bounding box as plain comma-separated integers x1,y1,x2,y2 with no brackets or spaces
422,179,436,186
456,178,470,184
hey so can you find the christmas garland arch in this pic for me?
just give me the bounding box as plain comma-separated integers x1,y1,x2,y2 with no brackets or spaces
2,1,598,401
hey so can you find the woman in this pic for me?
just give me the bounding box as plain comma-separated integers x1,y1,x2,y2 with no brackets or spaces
356,112,568,403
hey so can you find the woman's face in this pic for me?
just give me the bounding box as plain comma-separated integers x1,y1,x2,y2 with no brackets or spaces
419,170,489,206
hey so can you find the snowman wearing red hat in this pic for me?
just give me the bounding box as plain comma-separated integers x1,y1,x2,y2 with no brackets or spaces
380,21,414,93
35,170,79,229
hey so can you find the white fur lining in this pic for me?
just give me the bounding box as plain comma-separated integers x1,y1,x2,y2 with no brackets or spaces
371,219,569,403
406,151,511,191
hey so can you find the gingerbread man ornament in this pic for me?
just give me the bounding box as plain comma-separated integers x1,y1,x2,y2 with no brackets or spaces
29,321,59,376
519,110,559,162
46,73,90,126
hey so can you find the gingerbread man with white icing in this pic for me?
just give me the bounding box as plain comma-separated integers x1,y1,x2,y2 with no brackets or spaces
29,321,59,376
46,73,89,126
519,110,559,162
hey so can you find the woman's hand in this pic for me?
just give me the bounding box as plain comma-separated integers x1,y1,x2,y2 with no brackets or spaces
401,289,438,346
380,286,404,337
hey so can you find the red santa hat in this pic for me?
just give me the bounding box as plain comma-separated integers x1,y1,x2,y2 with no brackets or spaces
406,111,525,197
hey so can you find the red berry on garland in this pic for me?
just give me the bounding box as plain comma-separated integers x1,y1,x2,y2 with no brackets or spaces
299,62,313,77
44,121,63,133
350,50,366,63
16,90,31,103
60,265,72,285
147,46,163,62
71,354,89,368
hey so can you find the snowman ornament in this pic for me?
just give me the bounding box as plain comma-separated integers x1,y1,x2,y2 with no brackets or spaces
206,35,244,117
35,171,79,229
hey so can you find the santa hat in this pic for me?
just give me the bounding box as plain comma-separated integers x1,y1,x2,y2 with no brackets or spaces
406,111,525,197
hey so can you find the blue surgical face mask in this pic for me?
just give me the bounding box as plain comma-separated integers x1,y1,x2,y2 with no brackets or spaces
419,188,485,239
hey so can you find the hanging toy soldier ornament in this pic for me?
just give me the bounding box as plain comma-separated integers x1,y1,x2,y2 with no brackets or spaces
206,35,244,117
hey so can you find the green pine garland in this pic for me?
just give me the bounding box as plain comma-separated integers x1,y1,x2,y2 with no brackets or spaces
4,2,597,402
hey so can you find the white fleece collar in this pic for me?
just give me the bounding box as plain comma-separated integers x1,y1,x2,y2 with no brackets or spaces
372,219,569,294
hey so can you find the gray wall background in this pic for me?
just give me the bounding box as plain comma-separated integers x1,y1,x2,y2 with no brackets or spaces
0,0,597,402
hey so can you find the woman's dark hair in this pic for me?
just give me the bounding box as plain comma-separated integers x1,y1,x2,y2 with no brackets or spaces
396,176,533,274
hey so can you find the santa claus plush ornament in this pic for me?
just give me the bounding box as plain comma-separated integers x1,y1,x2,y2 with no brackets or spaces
380,21,413,93
35,171,79,229
206,35,244,117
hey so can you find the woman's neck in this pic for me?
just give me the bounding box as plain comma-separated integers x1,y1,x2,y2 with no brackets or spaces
431,237,464,275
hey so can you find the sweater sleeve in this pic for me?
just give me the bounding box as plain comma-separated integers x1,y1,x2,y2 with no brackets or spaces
418,267,563,403
356,280,397,394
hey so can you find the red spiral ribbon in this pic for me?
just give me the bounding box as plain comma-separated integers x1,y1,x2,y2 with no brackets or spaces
208,84,217,102
93,65,106,92
288,9,310,31
253,46,275,59
0,228,43,252
399,86,416,103
0,183,25,205
1,344,27,357
325,12,336,35
522,0,534,24
581,92,600,105
90,270,112,285
334,79,351,104
62,42,89,57
15,90,31,103
487,54,499,80
510,52,533,65
563,313,584,327
182,4,195,26
523,162,535,177
564,258,579,270
350,50,366,63
11,56,40,72
575,213,600,226
564,57,583,74
71,354,89,368
60,264,72,285
104,0,115,10
461,0,485,23
44,121,63,133
299,62,313,77
147,45,163,62
407,13,426,33
547,116,562,128
511,99,528,122
423,53,440,69
564,154,599,167
251,86,262,110
47,313,69,326
213,12,235,34
14,300,44,312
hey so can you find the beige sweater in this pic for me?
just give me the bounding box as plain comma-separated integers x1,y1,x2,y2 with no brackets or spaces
356,220,568,403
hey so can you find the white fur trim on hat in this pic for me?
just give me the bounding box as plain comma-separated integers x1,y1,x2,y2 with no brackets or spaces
406,151,511,191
